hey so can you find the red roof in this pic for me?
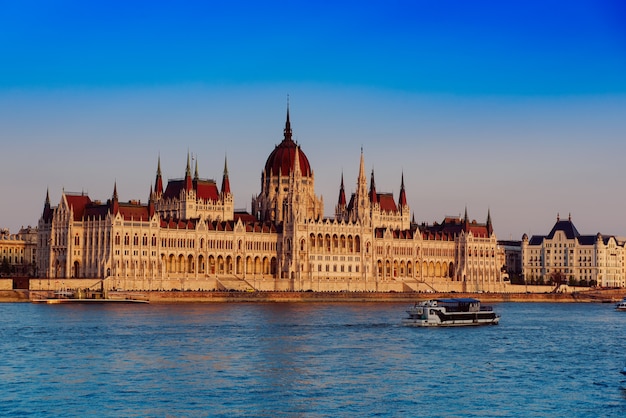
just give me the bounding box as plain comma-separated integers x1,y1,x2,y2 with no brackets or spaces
421,216,491,239
117,203,150,221
162,179,219,201
377,193,398,213
264,138,312,177
65,194,92,221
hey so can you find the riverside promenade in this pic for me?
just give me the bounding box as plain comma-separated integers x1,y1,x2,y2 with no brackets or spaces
3,289,623,303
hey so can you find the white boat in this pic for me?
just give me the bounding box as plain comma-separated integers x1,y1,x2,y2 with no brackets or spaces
402,298,500,327
615,297,626,311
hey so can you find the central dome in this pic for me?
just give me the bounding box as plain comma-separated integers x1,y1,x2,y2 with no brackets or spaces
264,109,312,177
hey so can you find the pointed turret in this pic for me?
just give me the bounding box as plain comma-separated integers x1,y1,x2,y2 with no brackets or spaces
154,155,164,196
184,152,193,191
293,145,301,177
221,156,231,196
463,206,469,229
398,172,407,210
338,172,347,207
369,169,378,204
148,184,155,217
284,102,293,142
112,181,119,214
193,155,199,182
486,208,493,236
42,188,53,222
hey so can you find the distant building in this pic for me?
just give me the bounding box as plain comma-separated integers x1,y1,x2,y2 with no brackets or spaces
498,240,522,280
522,214,626,288
0,227,37,277
37,107,504,292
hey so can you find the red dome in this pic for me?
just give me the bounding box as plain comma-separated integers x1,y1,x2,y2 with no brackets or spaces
264,138,312,177
264,108,312,177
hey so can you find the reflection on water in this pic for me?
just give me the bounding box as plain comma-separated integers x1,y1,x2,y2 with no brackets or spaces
1,302,626,416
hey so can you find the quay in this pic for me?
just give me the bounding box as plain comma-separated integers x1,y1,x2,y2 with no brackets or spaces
1,289,623,304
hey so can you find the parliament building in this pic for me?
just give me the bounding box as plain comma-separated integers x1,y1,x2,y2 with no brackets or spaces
36,108,504,292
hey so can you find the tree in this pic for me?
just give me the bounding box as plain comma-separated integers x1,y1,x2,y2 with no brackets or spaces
0,257,11,276
550,270,567,293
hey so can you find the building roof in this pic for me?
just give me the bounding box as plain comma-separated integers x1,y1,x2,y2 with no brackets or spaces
377,193,398,213
421,215,491,239
264,107,312,177
162,178,220,201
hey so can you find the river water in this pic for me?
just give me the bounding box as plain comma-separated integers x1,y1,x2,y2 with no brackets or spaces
1,302,625,417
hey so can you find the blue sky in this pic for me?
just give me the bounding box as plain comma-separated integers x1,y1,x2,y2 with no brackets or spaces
1,0,625,240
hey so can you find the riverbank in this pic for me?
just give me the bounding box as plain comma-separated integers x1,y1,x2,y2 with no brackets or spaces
3,289,624,303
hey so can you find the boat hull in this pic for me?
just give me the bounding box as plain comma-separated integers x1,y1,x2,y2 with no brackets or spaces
402,316,500,327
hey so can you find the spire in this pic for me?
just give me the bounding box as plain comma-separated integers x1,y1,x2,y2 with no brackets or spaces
221,155,231,196
148,184,155,217
155,155,164,195
464,206,469,224
358,147,365,183
398,172,407,209
487,208,493,236
112,181,119,214
283,99,293,142
185,152,193,191
42,188,53,221
338,172,347,207
193,154,199,181
293,145,301,176
369,169,378,204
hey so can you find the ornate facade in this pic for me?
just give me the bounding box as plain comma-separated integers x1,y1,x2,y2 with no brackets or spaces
0,227,37,277
522,215,626,288
37,108,504,292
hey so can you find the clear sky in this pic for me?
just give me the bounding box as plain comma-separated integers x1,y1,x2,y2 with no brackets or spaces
1,0,625,240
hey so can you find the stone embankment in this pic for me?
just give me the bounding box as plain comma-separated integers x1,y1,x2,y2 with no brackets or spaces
1,289,623,303
104,289,626,303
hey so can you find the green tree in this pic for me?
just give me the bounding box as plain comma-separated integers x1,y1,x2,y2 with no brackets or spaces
0,257,11,276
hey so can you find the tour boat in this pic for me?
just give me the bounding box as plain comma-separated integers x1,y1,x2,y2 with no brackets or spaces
402,298,500,327
615,297,626,311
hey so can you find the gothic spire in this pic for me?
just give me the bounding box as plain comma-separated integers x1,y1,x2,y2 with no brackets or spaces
42,188,53,221
148,184,155,217
338,172,347,207
398,171,407,209
185,152,193,191
155,155,164,195
369,169,378,204
221,155,231,196
283,100,293,142
487,208,493,236
112,181,119,214
193,154,199,181
293,145,301,176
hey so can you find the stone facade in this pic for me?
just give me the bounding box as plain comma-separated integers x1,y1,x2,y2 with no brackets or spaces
522,215,626,288
36,107,505,292
0,227,37,277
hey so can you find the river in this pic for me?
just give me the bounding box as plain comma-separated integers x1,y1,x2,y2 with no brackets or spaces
1,302,625,417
